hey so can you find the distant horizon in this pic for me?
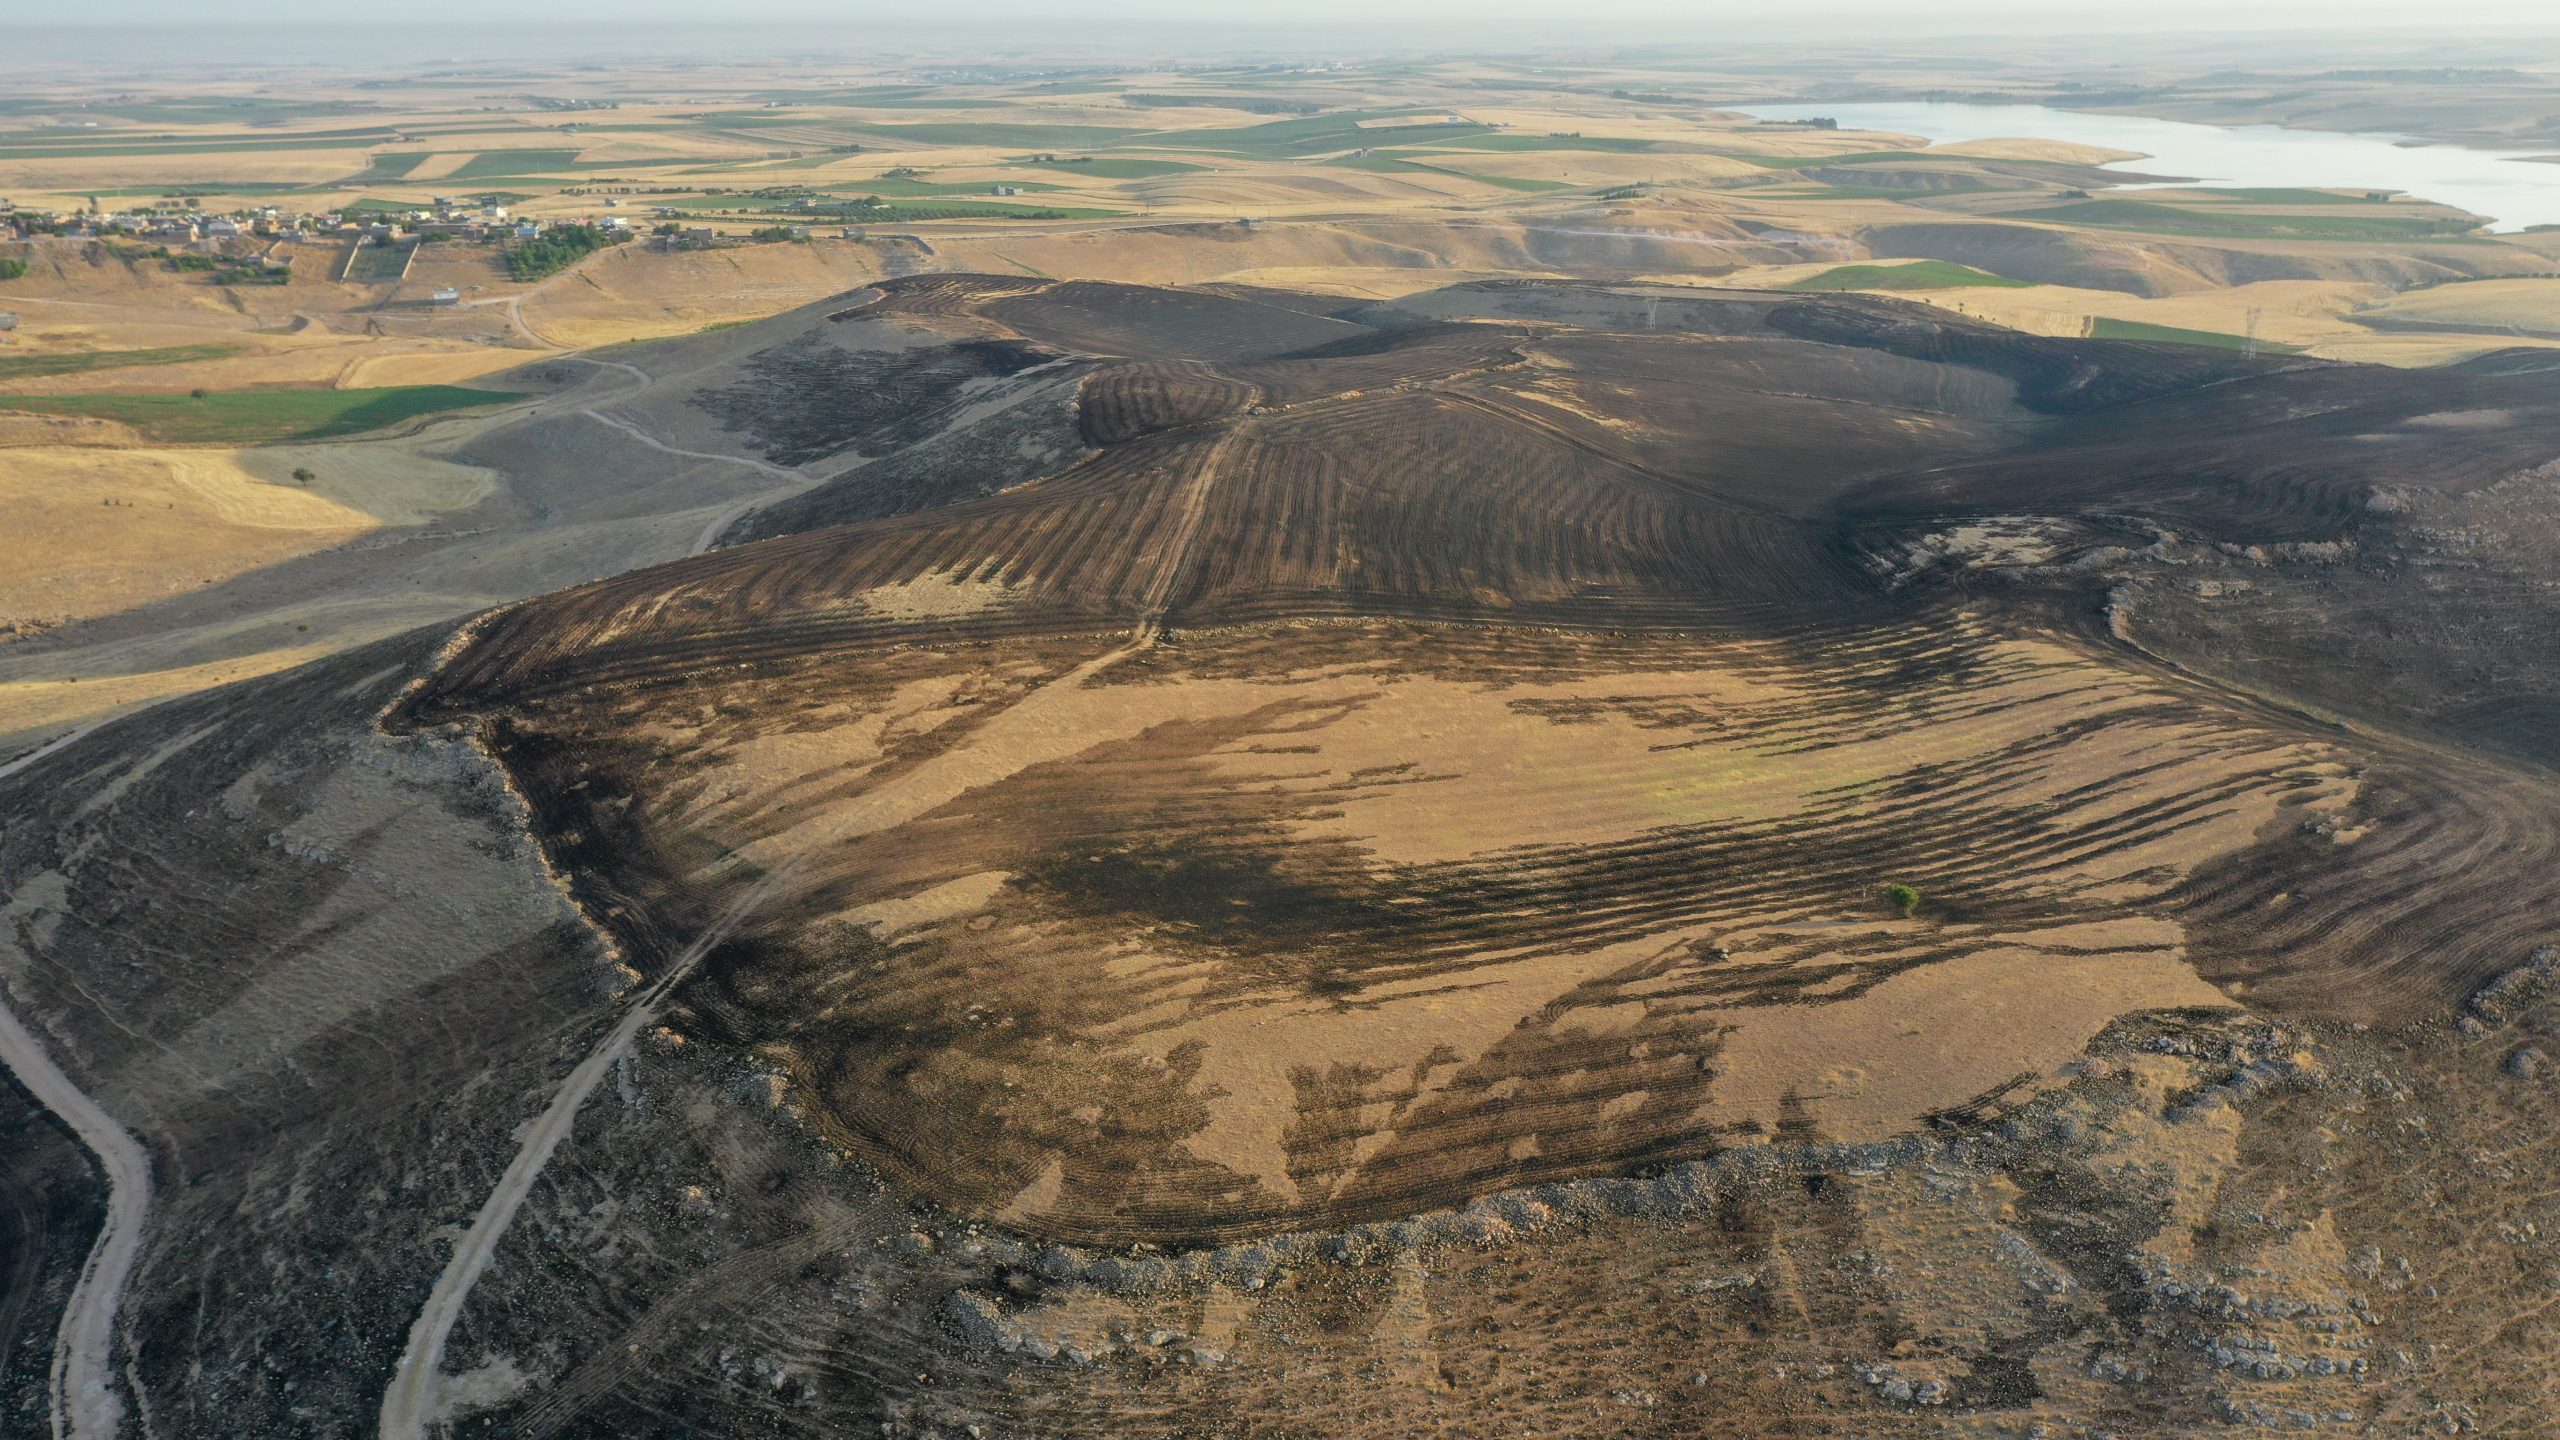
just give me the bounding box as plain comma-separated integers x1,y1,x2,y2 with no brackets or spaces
4,0,2558,24
4,12,2560,76
6,2,2560,41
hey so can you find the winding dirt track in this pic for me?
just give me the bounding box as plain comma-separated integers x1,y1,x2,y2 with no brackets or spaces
0,346,780,1440
1,326,938,1440
561,357,814,555
375,401,1243,1440
375,860,798,1440
0,729,153,1440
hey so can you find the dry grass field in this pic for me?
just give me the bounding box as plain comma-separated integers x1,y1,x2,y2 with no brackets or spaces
0,440,494,624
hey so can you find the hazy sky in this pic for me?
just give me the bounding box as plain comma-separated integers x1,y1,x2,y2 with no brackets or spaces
7,0,2559,33
5,0,2559,73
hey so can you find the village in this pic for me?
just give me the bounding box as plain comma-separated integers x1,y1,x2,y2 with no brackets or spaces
0,190,863,298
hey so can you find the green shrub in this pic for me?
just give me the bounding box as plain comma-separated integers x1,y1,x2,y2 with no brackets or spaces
1881,882,1922,916
504,224,627,282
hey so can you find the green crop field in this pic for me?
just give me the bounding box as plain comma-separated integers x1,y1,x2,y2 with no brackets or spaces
1327,151,1567,191
1140,108,1493,157
1783,261,2033,292
682,110,836,126
1453,170,1568,192
827,176,1069,197
344,241,415,282
741,86,938,104
865,98,1030,110
0,135,385,160
0,345,243,383
1318,121,1497,151
2088,317,2306,353
76,99,382,126
842,201,1124,222
1021,156,1206,178
2167,186,2391,206
2012,197,2480,240
445,149,582,179
1731,149,1939,170
1123,94,1325,115
1776,182,2034,202
0,385,522,444
1414,132,1657,153
558,158,699,173
847,121,1147,148
0,123,403,146
83,183,310,198
347,152,430,182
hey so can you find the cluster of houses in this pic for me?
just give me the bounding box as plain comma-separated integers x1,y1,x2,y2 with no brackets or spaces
5,199,373,249
0,194,654,251
3,202,288,246
1,193,877,273
403,200,547,242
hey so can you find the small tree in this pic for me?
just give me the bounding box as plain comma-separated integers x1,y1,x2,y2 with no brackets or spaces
290,467,315,484
1882,883,1921,917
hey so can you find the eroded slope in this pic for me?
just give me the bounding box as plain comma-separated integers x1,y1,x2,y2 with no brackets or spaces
400,276,2560,1249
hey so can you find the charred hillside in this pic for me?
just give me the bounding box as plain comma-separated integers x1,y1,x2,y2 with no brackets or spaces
387,276,2560,1247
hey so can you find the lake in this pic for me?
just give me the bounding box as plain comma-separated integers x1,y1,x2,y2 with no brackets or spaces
1739,101,2560,232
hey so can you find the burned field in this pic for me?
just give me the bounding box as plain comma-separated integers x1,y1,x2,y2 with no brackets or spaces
15,270,2560,1438
401,275,2560,1252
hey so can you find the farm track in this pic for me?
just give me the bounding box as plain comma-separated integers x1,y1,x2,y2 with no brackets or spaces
376,370,1253,1432
0,718,162,1440
544,354,820,553
376,859,803,1440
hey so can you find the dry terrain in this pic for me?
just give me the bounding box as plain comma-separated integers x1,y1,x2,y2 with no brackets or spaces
10,46,2560,1440
12,272,2560,1440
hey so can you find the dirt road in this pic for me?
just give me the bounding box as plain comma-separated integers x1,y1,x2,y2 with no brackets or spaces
562,357,812,555
0,731,154,1440
374,406,1243,1439
375,859,798,1440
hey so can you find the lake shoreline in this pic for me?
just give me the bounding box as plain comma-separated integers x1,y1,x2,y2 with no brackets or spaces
1735,99,2560,231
